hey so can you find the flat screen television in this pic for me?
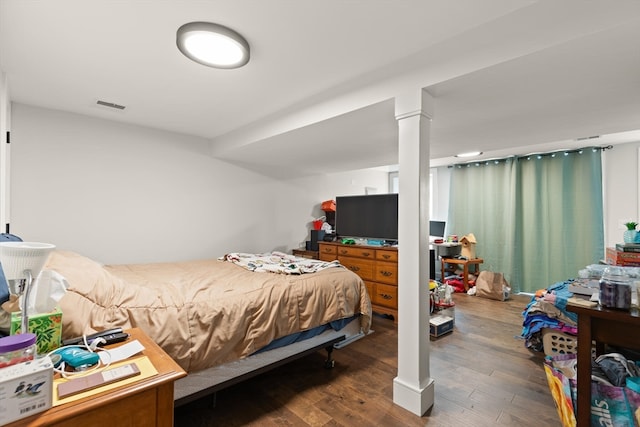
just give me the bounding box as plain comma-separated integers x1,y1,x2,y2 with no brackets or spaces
429,221,446,238
335,193,398,241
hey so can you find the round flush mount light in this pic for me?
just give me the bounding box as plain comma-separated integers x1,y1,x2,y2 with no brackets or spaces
177,22,250,69
455,151,483,158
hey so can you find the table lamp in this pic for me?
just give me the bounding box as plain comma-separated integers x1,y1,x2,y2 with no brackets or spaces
0,242,56,334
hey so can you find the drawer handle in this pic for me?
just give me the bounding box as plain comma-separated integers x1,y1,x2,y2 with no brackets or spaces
380,271,393,277
349,266,360,272
379,293,393,300
339,250,348,254
382,254,391,259
362,252,371,257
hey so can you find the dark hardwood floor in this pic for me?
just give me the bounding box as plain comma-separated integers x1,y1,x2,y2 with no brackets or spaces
174,293,560,426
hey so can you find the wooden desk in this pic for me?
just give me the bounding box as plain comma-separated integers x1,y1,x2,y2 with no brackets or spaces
440,258,484,291
8,328,187,427
566,304,640,427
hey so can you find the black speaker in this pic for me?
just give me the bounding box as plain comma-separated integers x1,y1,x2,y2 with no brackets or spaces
310,230,325,251
323,233,336,242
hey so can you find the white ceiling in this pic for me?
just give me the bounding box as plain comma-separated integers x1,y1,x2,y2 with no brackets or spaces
1,1,640,177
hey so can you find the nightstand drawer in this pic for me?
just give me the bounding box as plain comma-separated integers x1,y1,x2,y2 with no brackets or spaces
292,249,318,259
338,256,374,280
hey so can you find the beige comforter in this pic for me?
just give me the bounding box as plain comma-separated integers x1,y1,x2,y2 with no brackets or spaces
46,251,371,372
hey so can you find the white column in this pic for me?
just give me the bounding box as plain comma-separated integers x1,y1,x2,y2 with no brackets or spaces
392,88,434,416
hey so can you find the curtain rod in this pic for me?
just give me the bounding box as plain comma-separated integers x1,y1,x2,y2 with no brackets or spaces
447,144,613,168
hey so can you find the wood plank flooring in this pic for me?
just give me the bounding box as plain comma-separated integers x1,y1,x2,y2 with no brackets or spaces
174,293,560,426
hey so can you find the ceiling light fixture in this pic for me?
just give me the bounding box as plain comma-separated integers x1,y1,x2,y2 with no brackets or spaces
176,21,250,69
455,151,483,158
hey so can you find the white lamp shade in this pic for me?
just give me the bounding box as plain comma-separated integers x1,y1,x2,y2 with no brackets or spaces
0,242,56,280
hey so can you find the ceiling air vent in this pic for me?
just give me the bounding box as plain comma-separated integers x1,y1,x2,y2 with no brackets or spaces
576,135,600,141
96,100,126,110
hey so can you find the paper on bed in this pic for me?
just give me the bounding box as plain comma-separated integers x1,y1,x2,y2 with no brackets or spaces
220,251,341,274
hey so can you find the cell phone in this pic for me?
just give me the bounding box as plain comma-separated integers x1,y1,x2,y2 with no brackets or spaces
54,347,100,369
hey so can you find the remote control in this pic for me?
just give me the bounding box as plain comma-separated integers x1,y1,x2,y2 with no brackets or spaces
92,332,130,347
62,327,124,346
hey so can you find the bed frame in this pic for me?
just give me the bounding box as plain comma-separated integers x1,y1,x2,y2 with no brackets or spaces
173,317,366,407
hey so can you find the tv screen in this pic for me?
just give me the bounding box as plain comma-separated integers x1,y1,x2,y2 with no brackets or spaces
429,221,446,238
335,193,398,241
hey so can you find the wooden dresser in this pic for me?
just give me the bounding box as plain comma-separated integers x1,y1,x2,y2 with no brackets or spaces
319,242,398,321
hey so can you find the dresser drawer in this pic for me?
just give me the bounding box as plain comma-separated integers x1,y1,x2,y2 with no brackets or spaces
363,280,375,302
375,261,398,284
319,253,336,262
318,244,337,261
336,246,375,259
376,249,398,262
338,256,374,280
374,283,398,309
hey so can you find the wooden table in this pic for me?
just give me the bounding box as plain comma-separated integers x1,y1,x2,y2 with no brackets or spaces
7,328,187,427
566,303,640,427
440,257,484,291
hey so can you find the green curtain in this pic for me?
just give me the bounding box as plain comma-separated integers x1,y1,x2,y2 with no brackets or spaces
447,158,517,288
447,148,604,293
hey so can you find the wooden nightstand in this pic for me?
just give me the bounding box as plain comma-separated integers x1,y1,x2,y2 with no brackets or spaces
7,328,186,427
292,249,319,259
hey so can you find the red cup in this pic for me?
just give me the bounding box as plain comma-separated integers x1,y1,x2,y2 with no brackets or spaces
313,220,323,230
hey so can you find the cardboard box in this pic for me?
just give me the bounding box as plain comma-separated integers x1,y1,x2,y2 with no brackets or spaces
10,307,63,354
0,356,53,425
430,315,454,337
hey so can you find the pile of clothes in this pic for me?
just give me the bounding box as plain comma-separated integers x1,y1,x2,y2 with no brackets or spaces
593,352,640,387
521,280,578,352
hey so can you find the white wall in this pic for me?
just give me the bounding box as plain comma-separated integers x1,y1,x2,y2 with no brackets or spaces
279,169,390,249
603,141,640,248
10,104,388,264
10,104,636,266
431,166,450,222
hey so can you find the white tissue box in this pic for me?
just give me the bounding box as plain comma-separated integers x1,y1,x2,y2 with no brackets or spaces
10,307,63,354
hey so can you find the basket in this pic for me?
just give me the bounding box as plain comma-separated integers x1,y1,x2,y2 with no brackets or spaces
541,328,577,357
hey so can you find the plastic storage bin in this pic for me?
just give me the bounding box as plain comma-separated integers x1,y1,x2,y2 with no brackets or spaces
542,328,577,357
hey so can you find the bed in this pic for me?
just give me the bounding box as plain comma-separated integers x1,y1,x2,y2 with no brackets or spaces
44,250,372,405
